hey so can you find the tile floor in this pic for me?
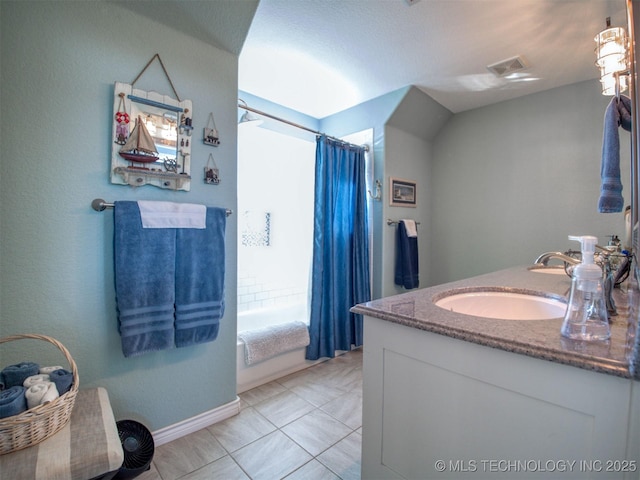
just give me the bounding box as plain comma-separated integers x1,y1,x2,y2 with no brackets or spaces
136,349,363,480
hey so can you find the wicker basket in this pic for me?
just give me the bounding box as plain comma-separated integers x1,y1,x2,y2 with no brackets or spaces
0,334,79,455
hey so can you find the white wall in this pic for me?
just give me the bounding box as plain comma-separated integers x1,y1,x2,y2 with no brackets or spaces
0,1,240,431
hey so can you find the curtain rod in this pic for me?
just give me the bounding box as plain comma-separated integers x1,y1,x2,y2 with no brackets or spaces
238,102,369,152
91,199,233,217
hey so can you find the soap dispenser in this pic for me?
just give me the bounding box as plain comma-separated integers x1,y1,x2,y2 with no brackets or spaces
560,235,611,341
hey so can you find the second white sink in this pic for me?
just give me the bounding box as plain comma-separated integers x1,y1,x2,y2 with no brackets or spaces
527,266,568,275
434,288,566,320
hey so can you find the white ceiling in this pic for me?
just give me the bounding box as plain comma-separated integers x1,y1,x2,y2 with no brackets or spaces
115,0,628,119
239,0,627,117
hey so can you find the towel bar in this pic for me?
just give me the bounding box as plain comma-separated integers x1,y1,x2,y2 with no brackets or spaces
91,198,233,217
387,219,420,226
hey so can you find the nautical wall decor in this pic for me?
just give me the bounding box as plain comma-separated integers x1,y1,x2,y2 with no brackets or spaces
203,112,220,147
111,82,193,191
110,55,192,191
204,153,220,185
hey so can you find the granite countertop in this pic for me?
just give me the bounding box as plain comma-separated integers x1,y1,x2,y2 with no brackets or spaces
351,266,639,379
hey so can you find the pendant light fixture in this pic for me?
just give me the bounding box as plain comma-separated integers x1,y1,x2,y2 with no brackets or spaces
595,17,629,96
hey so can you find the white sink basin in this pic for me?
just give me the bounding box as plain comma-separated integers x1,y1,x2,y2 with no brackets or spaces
527,266,567,275
434,288,566,320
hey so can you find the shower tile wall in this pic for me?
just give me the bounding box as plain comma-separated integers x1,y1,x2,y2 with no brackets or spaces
237,125,315,316
237,274,307,313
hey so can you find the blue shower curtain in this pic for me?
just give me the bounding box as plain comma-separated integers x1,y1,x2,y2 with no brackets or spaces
306,135,371,360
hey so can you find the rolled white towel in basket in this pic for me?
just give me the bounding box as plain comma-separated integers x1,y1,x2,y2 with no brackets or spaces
25,382,59,409
23,374,50,388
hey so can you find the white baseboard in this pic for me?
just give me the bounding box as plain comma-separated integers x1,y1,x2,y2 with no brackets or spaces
151,396,241,446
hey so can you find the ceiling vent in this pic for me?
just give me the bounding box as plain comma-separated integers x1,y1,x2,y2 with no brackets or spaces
487,56,528,77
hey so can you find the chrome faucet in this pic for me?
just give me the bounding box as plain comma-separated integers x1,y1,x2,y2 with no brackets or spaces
533,252,581,267
595,245,621,316
601,254,617,316
534,249,620,316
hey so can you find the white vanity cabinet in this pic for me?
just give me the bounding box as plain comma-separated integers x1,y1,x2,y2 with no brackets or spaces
362,316,640,479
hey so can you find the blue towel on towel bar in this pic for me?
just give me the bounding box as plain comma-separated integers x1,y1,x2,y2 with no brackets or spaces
599,95,632,213
394,220,419,289
174,207,226,348
114,201,176,357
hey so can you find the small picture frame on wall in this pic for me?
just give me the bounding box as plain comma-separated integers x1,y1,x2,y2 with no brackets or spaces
390,177,417,207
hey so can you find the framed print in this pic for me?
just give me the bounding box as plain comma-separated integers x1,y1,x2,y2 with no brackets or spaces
390,177,416,207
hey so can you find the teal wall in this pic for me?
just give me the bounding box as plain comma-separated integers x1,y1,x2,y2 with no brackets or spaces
383,88,452,294
1,1,242,431
1,0,628,434
324,81,627,294
321,87,410,299
322,86,452,297
431,79,630,285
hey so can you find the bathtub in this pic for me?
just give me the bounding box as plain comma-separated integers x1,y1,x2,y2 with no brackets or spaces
236,303,322,393
237,303,308,333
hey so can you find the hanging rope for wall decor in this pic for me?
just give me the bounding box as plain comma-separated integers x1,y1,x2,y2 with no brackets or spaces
91,199,233,217
131,53,181,102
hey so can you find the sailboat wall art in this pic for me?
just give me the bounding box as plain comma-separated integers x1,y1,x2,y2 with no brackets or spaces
110,82,193,191
119,116,160,164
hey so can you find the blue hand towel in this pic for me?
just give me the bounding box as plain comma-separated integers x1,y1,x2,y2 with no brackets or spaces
114,201,176,357
599,95,632,213
394,220,419,289
0,386,27,418
1,362,40,389
49,368,73,395
174,207,227,348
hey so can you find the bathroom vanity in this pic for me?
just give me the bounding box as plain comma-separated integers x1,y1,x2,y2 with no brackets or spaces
352,266,640,479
